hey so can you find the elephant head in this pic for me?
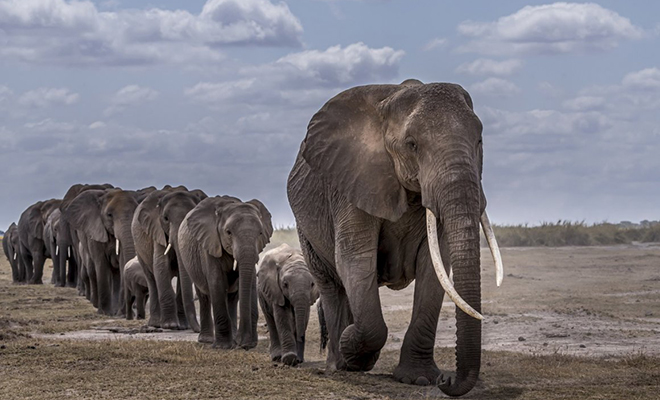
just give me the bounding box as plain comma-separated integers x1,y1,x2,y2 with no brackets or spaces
300,81,503,396
186,196,273,348
258,244,319,346
157,190,207,255
65,188,138,269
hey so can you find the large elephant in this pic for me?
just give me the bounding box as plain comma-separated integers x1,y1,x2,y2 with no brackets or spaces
2,223,20,283
131,186,205,329
58,183,115,290
17,199,62,284
257,243,319,365
65,188,139,315
178,196,273,349
287,80,504,396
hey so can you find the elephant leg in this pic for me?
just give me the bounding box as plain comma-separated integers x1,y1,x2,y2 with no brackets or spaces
21,249,34,283
227,290,238,338
153,249,180,329
197,289,214,344
56,248,67,287
29,249,45,285
177,262,200,333
273,306,298,366
207,269,233,349
136,290,147,320
334,213,385,372
143,266,161,328
67,250,78,288
394,240,444,386
111,267,123,316
125,286,134,320
80,262,91,301
175,277,189,330
88,263,99,308
300,235,353,372
93,255,113,315
259,294,282,361
51,246,59,285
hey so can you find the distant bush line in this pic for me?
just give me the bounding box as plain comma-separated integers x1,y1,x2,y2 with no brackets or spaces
489,220,660,247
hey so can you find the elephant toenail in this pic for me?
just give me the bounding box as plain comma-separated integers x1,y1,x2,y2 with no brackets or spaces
415,377,430,386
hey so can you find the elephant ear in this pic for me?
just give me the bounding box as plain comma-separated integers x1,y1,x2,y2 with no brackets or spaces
186,197,225,258
258,248,287,307
136,192,167,247
247,199,273,251
65,190,108,243
301,84,409,222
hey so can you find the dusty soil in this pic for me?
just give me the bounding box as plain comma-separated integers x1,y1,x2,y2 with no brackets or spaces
1,244,659,399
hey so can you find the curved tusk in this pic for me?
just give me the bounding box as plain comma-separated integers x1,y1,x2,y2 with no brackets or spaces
14,253,17,260
426,209,483,321
56,245,59,256
67,247,71,258
115,239,120,256
480,211,504,287
164,243,172,256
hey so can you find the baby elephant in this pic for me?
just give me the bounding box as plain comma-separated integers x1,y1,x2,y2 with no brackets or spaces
257,244,319,366
124,257,149,320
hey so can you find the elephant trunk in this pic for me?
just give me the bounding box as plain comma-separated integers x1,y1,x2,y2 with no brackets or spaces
291,294,311,343
235,240,259,349
116,218,136,270
433,176,482,397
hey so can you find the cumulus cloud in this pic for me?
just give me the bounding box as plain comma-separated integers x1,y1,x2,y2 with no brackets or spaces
0,0,303,67
186,42,405,108
18,87,79,108
104,85,159,116
458,2,643,55
562,96,606,111
622,68,660,90
456,58,523,76
470,78,521,97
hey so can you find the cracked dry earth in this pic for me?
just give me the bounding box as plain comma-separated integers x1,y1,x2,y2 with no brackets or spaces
1,243,660,399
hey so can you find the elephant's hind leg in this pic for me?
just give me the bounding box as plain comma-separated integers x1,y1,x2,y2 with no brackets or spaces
394,240,443,386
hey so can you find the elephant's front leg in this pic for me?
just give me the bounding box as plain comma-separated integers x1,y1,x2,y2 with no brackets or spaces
152,246,181,329
207,268,233,349
29,248,45,285
142,264,161,327
197,289,214,344
94,257,114,315
273,305,298,366
394,240,445,386
135,290,147,320
259,294,282,361
125,286,135,320
335,209,386,371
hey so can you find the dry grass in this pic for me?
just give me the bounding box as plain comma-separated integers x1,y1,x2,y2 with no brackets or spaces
2,245,660,399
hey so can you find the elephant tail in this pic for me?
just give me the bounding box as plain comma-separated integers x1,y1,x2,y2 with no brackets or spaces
317,298,328,354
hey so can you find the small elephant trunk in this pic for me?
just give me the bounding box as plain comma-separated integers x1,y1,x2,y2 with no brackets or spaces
292,295,311,343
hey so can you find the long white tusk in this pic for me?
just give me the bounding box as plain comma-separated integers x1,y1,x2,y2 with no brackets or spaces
480,210,504,287
56,246,59,256
164,243,172,255
14,253,17,260
426,209,483,320
116,239,120,256
67,247,70,258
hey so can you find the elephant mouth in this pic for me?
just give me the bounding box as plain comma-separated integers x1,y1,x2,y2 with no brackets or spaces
425,208,504,320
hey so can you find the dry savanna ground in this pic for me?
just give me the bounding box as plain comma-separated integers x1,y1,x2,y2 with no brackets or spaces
1,235,660,399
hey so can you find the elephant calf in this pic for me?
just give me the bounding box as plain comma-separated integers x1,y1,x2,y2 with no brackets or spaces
257,244,319,366
123,257,149,320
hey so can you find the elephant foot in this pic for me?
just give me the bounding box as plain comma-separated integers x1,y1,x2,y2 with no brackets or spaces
29,279,43,285
147,317,161,329
198,333,214,344
281,352,300,367
136,314,145,320
212,340,235,350
393,361,441,386
66,282,77,288
339,324,383,372
161,320,182,330
271,354,282,362
189,320,201,334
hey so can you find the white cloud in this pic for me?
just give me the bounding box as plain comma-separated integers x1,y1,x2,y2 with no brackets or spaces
562,96,606,111
89,121,106,129
622,68,660,90
0,0,303,67
456,58,523,76
18,87,79,108
104,85,159,116
24,118,77,132
458,2,643,55
0,86,12,103
470,77,521,97
423,38,447,51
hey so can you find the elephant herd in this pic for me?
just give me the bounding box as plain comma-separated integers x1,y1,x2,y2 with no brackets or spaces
4,80,505,397
3,184,319,365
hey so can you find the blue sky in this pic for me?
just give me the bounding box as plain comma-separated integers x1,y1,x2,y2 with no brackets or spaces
1,0,659,228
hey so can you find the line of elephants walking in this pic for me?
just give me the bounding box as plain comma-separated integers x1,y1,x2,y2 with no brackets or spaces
3,80,505,397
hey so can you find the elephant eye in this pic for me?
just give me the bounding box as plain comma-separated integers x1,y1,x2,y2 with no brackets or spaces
311,282,314,288
226,229,232,236
405,137,417,152
163,215,169,222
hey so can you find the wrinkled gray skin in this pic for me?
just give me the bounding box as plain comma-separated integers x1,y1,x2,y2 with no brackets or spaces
58,184,115,290
123,257,149,320
131,186,205,329
2,223,20,283
178,196,273,349
65,188,139,315
17,199,62,284
287,80,487,396
257,244,319,366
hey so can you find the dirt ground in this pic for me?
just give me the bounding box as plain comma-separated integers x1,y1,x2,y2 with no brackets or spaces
1,244,659,399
